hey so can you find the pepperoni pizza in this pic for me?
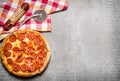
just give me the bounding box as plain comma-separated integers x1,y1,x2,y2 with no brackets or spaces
0,30,51,77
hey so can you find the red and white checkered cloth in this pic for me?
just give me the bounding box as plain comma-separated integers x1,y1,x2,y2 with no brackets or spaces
0,0,68,40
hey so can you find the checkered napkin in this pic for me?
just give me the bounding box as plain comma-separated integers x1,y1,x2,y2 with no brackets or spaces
0,0,68,40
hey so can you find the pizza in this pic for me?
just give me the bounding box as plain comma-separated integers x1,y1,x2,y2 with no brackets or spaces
0,30,51,77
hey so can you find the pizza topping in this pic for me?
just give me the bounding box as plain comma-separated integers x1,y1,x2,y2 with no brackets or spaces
34,36,42,46
25,57,32,64
17,52,22,57
30,53,37,60
13,47,22,56
12,63,21,72
16,56,24,63
13,47,20,52
42,51,47,57
9,34,16,42
20,41,27,50
21,64,28,72
26,32,36,40
4,42,12,50
27,46,35,54
36,64,42,69
39,41,44,47
7,58,13,64
37,48,47,60
28,64,36,72
37,45,45,54
37,53,44,59
4,50,11,57
36,58,44,65
37,46,47,57
17,33,25,41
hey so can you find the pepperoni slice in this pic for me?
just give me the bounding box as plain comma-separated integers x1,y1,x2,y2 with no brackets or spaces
36,58,44,65
39,41,44,46
26,32,36,40
4,42,12,50
16,56,24,63
17,33,25,41
13,47,19,52
37,53,44,59
7,58,13,64
42,51,47,57
12,63,21,72
13,47,22,56
36,64,42,69
28,64,36,72
4,51,11,57
37,45,45,53
27,46,35,54
25,57,32,64
37,45,47,58
17,52,22,57
21,64,28,72
34,36,42,46
20,41,27,50
9,34,16,42
30,53,37,60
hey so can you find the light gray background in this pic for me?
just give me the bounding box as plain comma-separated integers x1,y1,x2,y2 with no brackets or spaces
0,0,120,81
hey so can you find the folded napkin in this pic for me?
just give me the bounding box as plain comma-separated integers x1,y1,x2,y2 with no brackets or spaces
0,0,68,39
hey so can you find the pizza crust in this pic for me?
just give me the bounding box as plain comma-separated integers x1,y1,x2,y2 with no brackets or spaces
0,29,51,77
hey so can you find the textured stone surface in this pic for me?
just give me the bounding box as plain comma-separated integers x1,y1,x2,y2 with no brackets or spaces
0,0,120,81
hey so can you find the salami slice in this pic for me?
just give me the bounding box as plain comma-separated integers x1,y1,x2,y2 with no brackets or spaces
26,32,36,40
7,58,13,64
4,42,12,50
34,36,42,46
42,51,47,57
17,33,25,41
37,44,44,50
13,47,22,56
4,51,11,57
37,53,44,59
12,63,21,72
36,58,44,65
37,45,45,54
27,46,35,54
9,34,16,42
36,64,42,69
30,53,37,60
21,64,28,72
28,64,36,72
13,47,19,52
20,41,27,50
25,57,32,64
16,56,24,63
